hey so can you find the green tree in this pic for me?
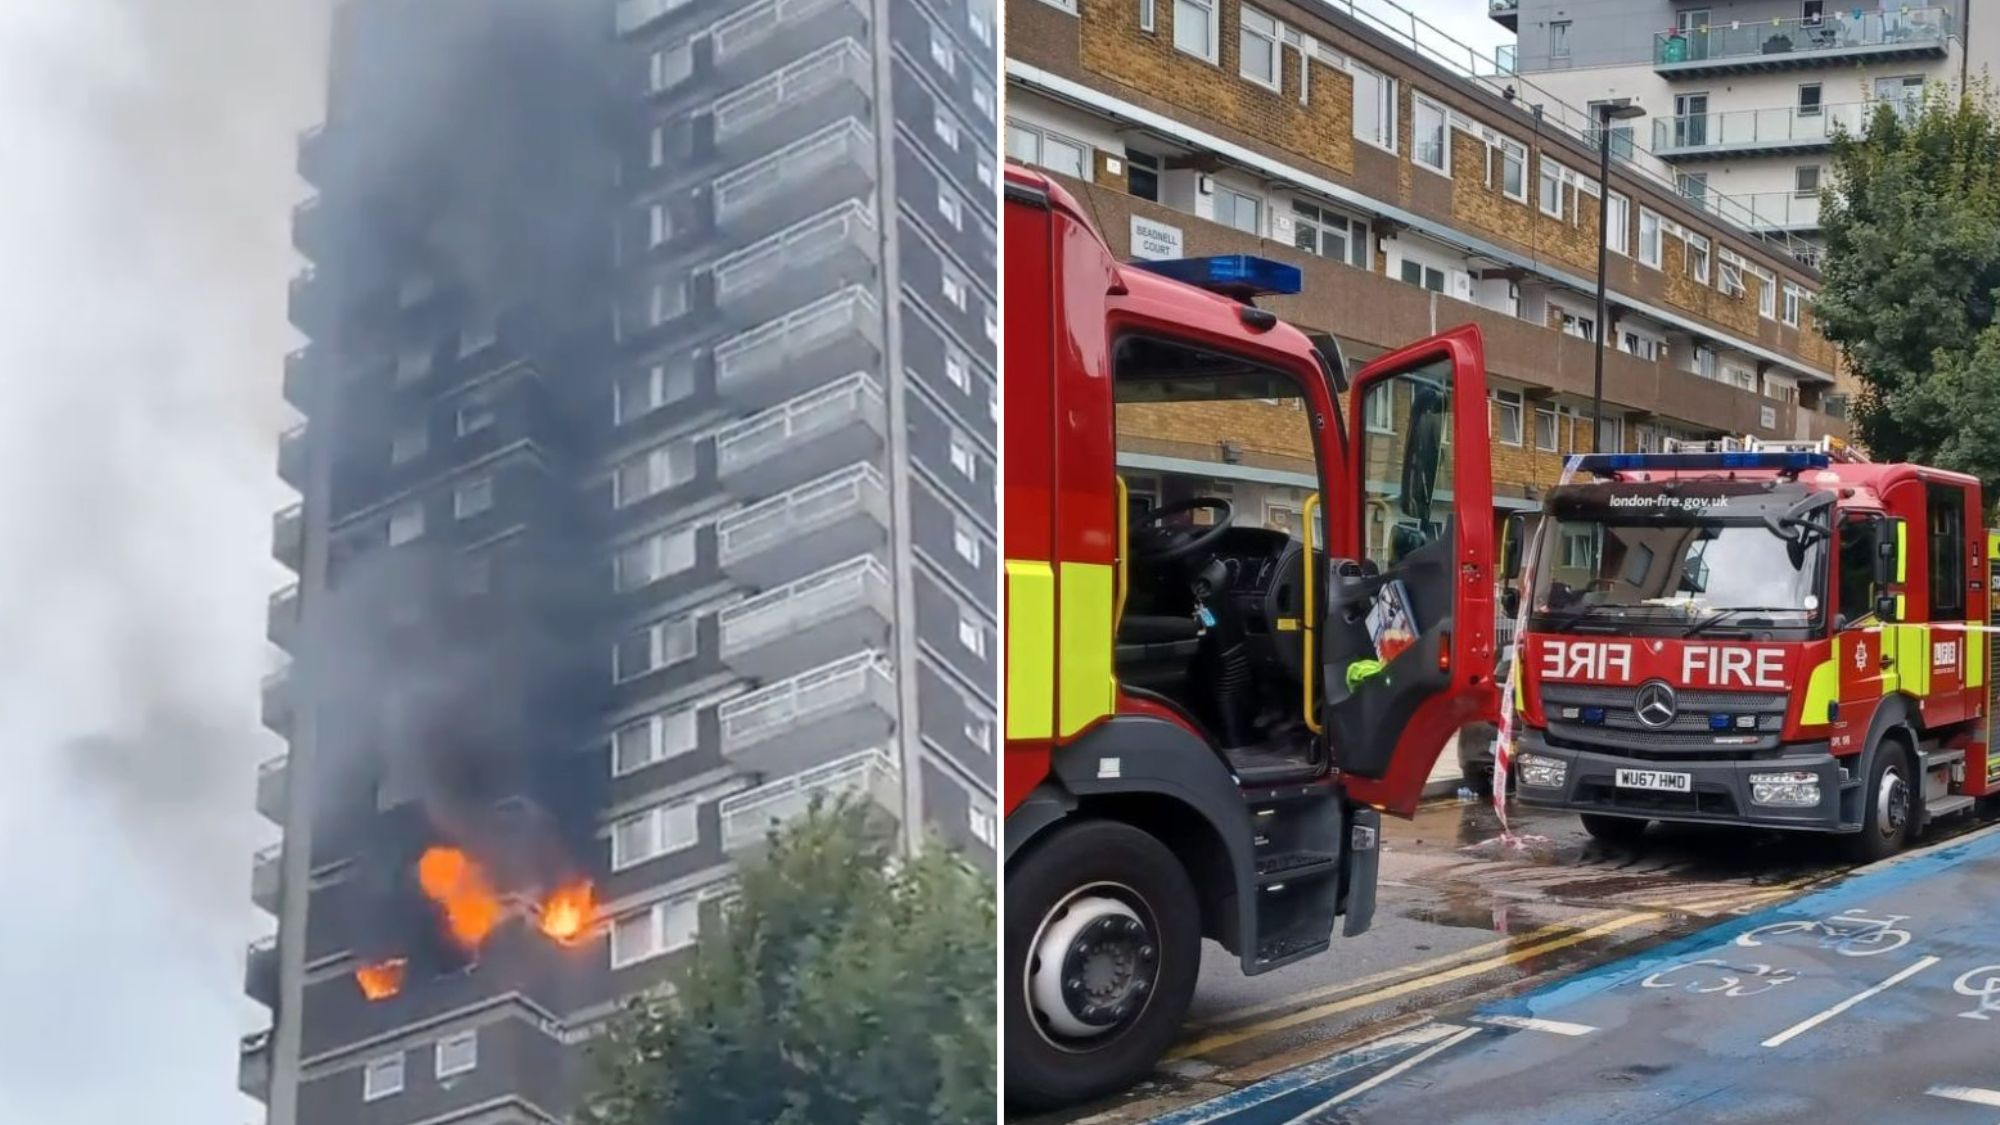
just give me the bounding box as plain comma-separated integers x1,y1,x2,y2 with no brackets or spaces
1817,81,2000,491
587,800,996,1125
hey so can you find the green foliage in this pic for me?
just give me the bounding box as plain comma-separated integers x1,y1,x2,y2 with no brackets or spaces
1817,80,2000,493
587,799,996,1125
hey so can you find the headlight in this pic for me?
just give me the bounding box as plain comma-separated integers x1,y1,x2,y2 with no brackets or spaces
1517,752,1567,789
1749,771,1820,808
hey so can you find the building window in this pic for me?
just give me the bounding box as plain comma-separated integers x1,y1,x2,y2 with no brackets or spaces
1535,407,1558,452
650,43,692,92
973,84,995,123
1140,0,1156,31
1685,233,1711,284
958,612,987,657
969,805,997,848
1212,186,1261,235
976,153,995,187
1412,95,1449,174
1621,332,1660,361
934,108,959,151
1351,64,1397,152
1756,268,1779,319
611,797,700,869
1398,259,1445,293
395,345,431,385
1695,347,1718,380
1127,150,1161,201
1291,201,1369,268
615,360,695,425
388,502,425,546
968,0,994,41
953,514,982,565
1798,82,1823,117
1638,208,1662,268
1782,284,1804,326
363,1054,404,1101
1549,20,1571,61
614,613,697,682
649,279,687,326
1605,192,1629,255
929,26,955,75
649,202,671,248
615,525,698,591
1561,528,1594,569
1560,311,1596,341
610,897,700,968
949,430,978,478
1491,389,1524,446
435,1031,478,1080
1795,164,1821,197
937,187,963,231
454,477,494,520
1538,159,1564,218
456,398,495,437
391,424,428,466
941,267,968,311
1719,256,1746,299
613,440,695,507
1173,0,1218,62
1635,424,1661,453
1492,137,1527,201
1007,120,1087,180
614,705,700,776
1239,7,1281,90
458,315,498,357
1679,171,1710,207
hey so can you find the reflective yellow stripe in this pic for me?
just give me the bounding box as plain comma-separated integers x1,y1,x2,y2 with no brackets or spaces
1969,622,1987,690
1301,493,1323,733
1894,520,1908,620
1114,477,1130,632
1058,562,1118,737
1883,623,1931,697
1802,654,1839,724
1006,560,1055,741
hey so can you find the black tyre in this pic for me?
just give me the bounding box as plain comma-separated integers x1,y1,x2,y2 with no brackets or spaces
1580,812,1649,845
1845,738,1913,863
1005,819,1202,1112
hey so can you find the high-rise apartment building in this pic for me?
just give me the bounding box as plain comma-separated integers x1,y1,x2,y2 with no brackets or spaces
240,0,998,1119
1493,0,1985,240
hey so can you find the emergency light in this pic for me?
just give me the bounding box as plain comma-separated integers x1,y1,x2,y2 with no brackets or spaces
1574,450,1831,474
1132,254,1304,299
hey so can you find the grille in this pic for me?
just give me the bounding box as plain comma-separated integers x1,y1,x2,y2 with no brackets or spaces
1541,684,1787,736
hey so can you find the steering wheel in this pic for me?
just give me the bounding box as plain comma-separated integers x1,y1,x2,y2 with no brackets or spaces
1131,497,1235,563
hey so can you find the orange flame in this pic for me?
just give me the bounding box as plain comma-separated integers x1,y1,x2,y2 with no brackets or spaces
538,881,596,944
417,846,502,952
355,958,406,1001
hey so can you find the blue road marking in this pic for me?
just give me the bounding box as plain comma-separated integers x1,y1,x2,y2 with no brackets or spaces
1147,1024,1461,1125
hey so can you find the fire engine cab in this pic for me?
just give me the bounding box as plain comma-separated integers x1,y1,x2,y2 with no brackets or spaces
1002,166,1500,1107
1506,437,2000,859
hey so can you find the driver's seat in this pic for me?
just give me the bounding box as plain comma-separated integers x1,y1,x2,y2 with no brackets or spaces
1118,614,1202,644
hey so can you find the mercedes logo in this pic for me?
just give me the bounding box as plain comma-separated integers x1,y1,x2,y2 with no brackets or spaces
1634,680,1679,729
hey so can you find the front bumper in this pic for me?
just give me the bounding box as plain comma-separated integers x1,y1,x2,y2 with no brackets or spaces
1512,728,1849,831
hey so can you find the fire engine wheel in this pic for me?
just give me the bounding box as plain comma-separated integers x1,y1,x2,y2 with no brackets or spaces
1846,739,1913,862
1006,819,1200,1111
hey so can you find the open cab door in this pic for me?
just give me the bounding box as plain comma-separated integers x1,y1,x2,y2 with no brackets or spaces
1321,325,1497,816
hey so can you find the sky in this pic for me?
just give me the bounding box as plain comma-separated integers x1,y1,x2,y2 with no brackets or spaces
0,1,1512,1122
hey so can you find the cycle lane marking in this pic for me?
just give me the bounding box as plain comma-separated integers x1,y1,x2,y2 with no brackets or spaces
1760,955,1942,1048
1928,1084,2000,1109
1271,1026,1484,1125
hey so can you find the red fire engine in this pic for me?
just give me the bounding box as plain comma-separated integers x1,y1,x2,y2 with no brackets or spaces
1506,438,1999,858
1002,166,1502,1107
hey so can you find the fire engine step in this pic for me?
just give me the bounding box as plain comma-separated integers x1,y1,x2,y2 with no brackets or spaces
1224,745,1322,786
1256,851,1340,884
1252,921,1333,970
1926,794,1976,819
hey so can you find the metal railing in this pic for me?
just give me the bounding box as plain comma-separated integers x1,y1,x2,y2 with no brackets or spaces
717,462,888,562
714,118,874,223
720,555,890,653
718,651,894,745
1683,188,1824,232
1653,101,1871,153
719,748,899,849
713,38,870,141
1653,7,1952,68
258,754,287,777
713,0,857,63
712,199,876,304
714,284,881,389
253,842,282,866
715,371,884,475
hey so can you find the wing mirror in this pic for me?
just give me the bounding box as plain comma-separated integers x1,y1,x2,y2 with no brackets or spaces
1500,512,1526,582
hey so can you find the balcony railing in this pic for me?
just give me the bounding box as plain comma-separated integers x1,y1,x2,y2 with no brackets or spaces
278,424,307,485
1686,188,1825,232
713,38,870,143
713,0,858,64
1653,101,1872,154
719,748,899,851
1654,7,1952,69
720,555,891,655
717,462,887,564
718,650,894,748
272,503,303,571
267,584,300,648
714,285,881,392
715,371,884,476
712,199,877,306
714,118,874,226
251,843,281,910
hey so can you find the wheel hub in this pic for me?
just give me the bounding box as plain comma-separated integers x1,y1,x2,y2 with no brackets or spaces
1027,892,1159,1042
1880,767,1909,835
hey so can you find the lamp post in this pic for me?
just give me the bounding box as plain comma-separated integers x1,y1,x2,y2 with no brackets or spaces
1591,98,1646,453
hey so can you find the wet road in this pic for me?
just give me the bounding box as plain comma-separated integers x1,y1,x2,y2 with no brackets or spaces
1021,800,1995,1124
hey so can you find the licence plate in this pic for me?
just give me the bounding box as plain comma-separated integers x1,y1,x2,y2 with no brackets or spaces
1615,768,1692,793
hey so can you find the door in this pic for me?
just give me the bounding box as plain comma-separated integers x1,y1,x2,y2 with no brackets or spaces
1675,93,1709,148
1323,324,1497,815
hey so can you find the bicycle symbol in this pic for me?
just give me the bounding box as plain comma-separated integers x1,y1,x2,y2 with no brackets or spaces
1640,958,1799,998
1954,966,2000,1020
1735,911,1913,957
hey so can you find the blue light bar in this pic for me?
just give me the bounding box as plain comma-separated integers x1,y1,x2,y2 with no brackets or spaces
1130,254,1303,298
1574,451,1830,474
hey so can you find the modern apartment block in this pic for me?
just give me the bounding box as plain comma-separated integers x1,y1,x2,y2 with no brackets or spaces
241,0,998,1119
1495,0,1986,238
1005,0,1848,540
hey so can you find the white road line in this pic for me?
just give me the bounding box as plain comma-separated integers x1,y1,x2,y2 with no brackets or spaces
1927,1084,2000,1108
1276,1026,1482,1125
1476,1014,1597,1037
1761,956,1941,1048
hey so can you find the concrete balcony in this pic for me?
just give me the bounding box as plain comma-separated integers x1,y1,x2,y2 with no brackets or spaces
266,584,300,651
282,347,310,412
257,754,288,824
261,668,293,738
1653,101,1869,160
716,371,885,497
719,651,896,778
712,39,871,161
1487,0,1516,31
297,123,327,184
1715,189,1824,234
714,285,883,412
286,267,324,336
1653,7,1951,77
291,196,326,260
239,1030,273,1104
615,0,681,34
277,424,307,488
710,0,870,84
711,199,878,326
272,504,303,573
713,117,875,235
720,555,892,681
244,935,278,1009
720,748,899,854
251,843,281,914
717,462,889,588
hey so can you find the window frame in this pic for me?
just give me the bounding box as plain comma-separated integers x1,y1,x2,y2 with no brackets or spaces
1213,185,1263,235
1491,388,1524,446
1549,19,1572,61
435,1031,478,1080
1798,82,1823,117
1538,158,1565,218
1535,406,1559,452
1412,94,1451,176
1795,164,1822,197
1172,0,1220,63
1637,208,1662,268
453,476,495,520
388,501,425,546
1604,191,1630,255
1238,6,1282,91
1350,63,1398,154
363,1054,405,1102
1927,484,1966,619
610,796,701,870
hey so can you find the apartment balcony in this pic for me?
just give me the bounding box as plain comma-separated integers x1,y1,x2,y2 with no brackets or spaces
239,1030,273,1104
717,462,890,588
719,651,897,777
272,503,303,573
1654,8,1951,77
282,347,310,412
711,38,872,161
291,196,326,260
720,748,899,854
1710,189,1824,234
1653,101,1869,160
713,117,876,235
277,424,307,488
720,555,892,681
261,668,294,738
716,371,886,497
251,843,281,914
286,267,326,336
266,584,300,651
711,199,879,326
257,754,288,824
715,285,883,412
616,0,687,34
710,0,870,85
244,935,278,1008
1487,0,1516,32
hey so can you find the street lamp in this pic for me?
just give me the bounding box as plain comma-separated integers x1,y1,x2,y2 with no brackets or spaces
1591,98,1646,453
